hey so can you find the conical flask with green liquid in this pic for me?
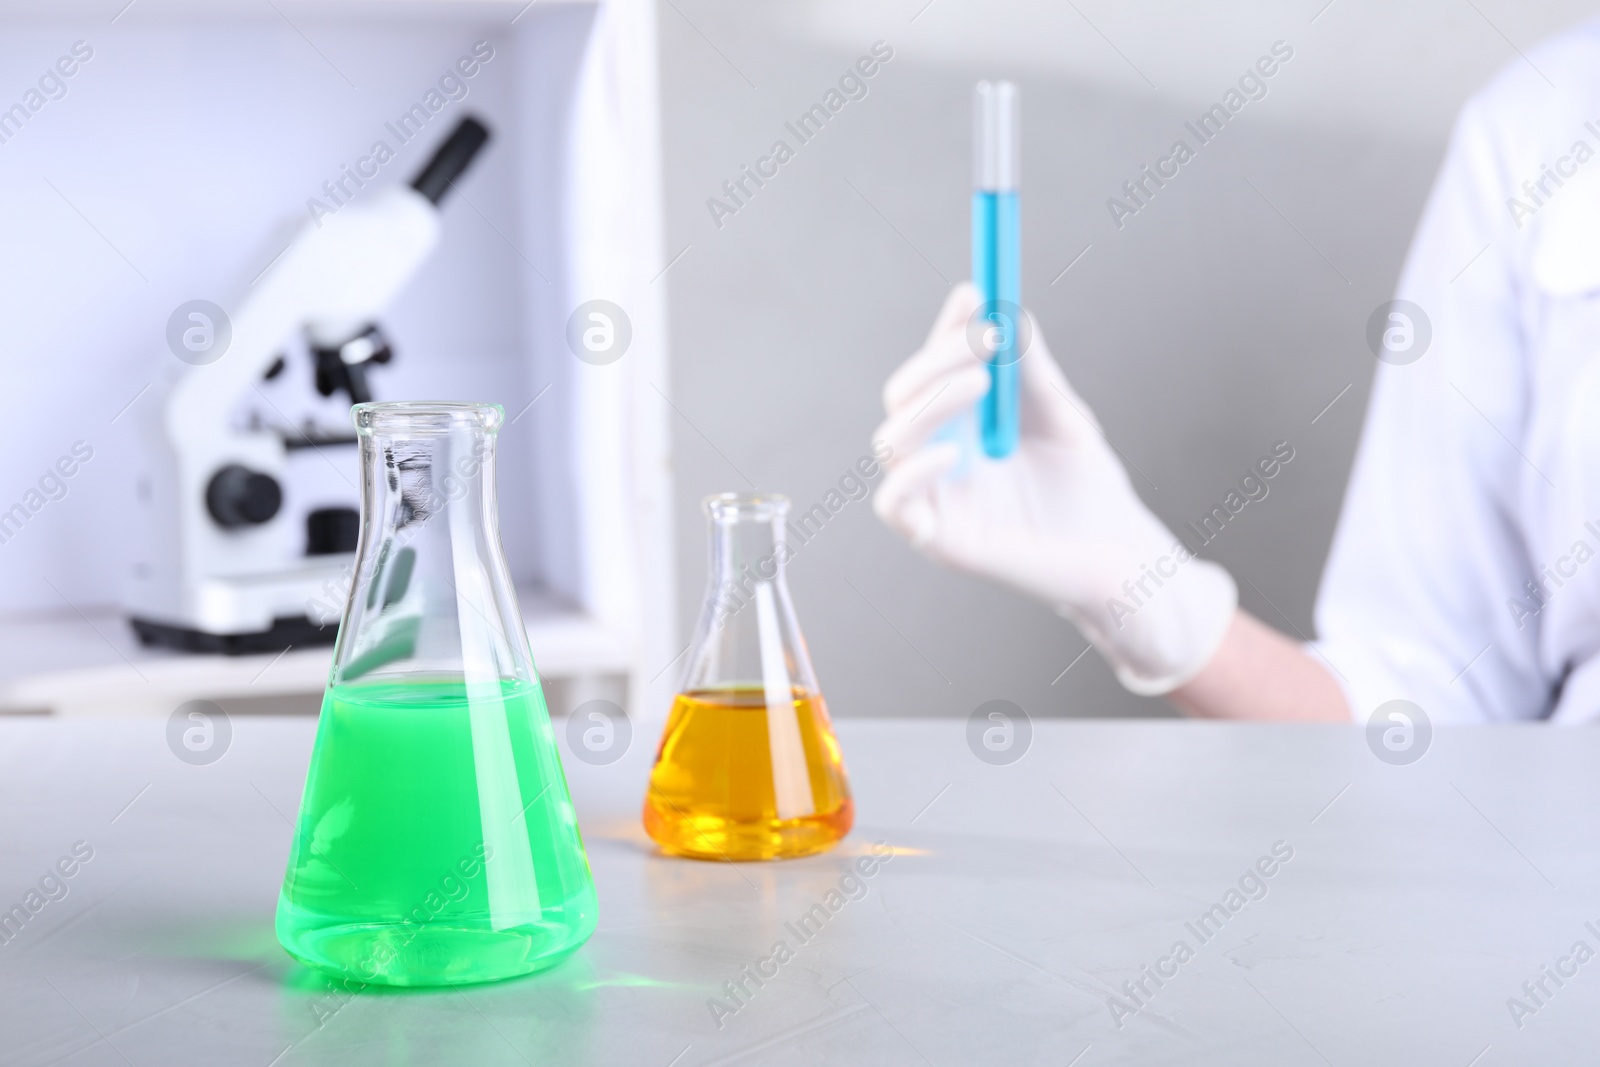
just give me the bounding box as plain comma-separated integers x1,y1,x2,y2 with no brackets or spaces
275,401,597,987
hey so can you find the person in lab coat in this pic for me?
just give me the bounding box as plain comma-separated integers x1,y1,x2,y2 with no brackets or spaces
872,28,1600,722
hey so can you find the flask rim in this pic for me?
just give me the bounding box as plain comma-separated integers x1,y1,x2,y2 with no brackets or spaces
704,491,790,522
352,401,504,435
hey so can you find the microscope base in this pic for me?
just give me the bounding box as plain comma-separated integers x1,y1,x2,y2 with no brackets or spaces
131,615,338,656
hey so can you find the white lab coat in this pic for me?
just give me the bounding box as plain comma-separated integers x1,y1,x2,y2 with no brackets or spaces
1315,21,1600,722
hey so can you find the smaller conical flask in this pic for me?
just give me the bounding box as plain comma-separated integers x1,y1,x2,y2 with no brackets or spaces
276,402,597,986
644,492,853,861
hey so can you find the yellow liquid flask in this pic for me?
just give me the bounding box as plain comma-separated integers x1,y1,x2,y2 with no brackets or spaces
644,492,853,861
275,402,597,987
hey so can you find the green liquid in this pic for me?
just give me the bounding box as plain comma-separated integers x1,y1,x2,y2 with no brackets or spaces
275,678,597,987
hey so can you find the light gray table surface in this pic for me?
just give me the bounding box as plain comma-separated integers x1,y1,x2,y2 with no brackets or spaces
2,716,1599,1066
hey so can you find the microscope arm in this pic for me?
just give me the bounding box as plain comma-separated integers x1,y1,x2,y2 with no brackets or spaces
167,187,441,447
168,117,493,446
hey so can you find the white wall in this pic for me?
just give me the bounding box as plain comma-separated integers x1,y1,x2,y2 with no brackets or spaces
657,0,1599,717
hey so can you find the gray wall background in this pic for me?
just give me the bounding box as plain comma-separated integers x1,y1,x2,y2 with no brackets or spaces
655,0,1595,718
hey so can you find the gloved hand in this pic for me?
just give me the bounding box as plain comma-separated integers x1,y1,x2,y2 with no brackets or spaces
871,284,1237,695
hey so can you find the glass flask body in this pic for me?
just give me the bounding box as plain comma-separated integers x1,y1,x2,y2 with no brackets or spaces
644,493,853,861
275,402,597,987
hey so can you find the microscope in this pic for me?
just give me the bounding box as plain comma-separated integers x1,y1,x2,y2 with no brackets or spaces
128,117,490,654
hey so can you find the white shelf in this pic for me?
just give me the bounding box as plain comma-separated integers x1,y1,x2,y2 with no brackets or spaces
0,585,632,716
0,0,676,721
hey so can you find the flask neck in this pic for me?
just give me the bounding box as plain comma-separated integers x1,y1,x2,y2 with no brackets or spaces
681,493,818,697
330,402,531,688
708,511,791,618
361,424,497,544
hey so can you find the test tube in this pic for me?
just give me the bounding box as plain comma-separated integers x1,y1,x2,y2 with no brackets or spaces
972,80,1020,459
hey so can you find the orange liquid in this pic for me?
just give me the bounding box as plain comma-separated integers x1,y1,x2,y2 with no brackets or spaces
643,686,852,861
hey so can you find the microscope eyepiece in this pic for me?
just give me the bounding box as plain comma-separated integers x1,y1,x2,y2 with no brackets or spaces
409,116,491,206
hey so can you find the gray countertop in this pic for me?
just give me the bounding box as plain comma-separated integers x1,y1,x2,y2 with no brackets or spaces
2,716,1598,1065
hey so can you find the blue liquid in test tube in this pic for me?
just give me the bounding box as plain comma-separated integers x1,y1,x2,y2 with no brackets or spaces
973,81,1020,459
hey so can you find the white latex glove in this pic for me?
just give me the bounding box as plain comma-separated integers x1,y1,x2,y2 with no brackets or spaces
871,284,1237,695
